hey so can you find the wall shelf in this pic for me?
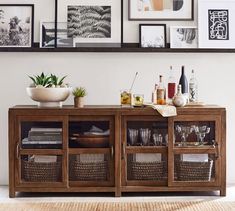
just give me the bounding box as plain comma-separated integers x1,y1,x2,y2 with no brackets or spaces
1,43,235,53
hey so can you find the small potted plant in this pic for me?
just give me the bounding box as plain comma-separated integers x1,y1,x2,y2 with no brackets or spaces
72,87,87,108
27,72,71,107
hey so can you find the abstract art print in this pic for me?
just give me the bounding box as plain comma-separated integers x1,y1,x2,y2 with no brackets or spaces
57,0,121,47
170,26,198,48
129,0,194,20
198,0,235,48
0,4,34,47
140,24,166,48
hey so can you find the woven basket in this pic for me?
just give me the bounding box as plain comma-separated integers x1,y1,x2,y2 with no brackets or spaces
70,160,108,181
130,161,167,181
177,160,213,181
22,160,62,182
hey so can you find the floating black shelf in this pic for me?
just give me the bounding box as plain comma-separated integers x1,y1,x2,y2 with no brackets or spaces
0,43,235,53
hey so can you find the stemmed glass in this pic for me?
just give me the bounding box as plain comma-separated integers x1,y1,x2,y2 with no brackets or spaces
128,129,139,146
175,125,194,147
194,126,211,146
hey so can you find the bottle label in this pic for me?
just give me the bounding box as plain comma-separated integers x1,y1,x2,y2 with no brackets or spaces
189,84,197,102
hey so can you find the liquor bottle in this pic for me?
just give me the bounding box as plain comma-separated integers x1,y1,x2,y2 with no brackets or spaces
189,69,198,102
157,75,166,105
152,84,158,104
173,85,187,107
179,66,189,101
168,66,176,100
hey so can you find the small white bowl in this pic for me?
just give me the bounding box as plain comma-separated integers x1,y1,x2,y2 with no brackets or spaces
26,87,72,107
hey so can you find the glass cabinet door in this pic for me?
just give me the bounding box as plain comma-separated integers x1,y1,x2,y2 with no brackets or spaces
171,115,221,186
122,116,168,186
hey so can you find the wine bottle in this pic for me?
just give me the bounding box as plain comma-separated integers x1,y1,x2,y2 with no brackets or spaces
189,69,198,102
157,75,166,105
168,66,176,100
179,66,188,95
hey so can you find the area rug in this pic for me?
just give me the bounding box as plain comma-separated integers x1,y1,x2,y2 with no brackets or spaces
0,201,235,211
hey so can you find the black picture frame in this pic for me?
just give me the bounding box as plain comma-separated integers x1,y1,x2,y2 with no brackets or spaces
139,24,167,48
129,0,194,21
0,4,34,48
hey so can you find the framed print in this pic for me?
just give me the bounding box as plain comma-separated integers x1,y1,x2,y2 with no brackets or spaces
0,4,34,48
129,0,194,21
198,0,235,48
170,26,198,48
57,0,122,47
139,24,166,48
40,22,73,48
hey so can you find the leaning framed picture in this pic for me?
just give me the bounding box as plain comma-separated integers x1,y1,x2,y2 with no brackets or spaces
0,4,34,48
40,21,73,48
57,0,122,48
139,24,167,48
129,0,194,21
198,0,235,49
170,26,198,48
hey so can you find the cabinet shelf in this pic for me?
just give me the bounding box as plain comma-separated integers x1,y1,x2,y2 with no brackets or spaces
1,43,235,53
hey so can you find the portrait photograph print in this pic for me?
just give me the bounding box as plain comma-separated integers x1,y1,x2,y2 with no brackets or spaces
170,26,198,48
40,22,73,48
0,4,34,48
57,0,121,47
129,0,194,20
198,0,235,48
140,24,166,48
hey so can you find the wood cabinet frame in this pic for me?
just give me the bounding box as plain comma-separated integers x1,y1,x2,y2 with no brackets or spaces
8,105,226,197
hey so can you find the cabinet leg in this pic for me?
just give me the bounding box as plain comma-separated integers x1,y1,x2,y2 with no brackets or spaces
9,190,16,198
220,188,226,196
115,190,121,197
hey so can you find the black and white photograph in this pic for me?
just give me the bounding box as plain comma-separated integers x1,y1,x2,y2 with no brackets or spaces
198,0,235,48
40,22,73,48
57,0,121,47
0,4,34,48
139,24,166,48
67,6,111,38
170,26,198,48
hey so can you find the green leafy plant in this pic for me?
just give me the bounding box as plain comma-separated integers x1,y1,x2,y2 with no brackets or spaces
72,87,87,97
28,72,67,88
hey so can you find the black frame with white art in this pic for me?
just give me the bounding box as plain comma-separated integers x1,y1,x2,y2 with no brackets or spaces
0,4,34,48
139,24,167,48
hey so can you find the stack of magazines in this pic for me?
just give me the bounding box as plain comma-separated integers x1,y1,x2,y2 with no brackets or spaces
22,127,62,149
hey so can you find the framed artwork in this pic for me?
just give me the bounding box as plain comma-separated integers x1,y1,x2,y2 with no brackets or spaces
170,26,198,48
129,0,194,21
57,0,122,47
0,4,34,48
139,24,166,48
40,22,73,48
198,0,235,49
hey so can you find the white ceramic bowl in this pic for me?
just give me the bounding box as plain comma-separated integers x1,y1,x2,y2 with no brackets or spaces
26,87,72,107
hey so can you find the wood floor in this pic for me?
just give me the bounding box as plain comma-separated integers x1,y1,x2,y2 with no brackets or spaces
0,185,235,203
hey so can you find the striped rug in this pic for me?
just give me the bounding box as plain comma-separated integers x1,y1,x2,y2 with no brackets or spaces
0,201,235,211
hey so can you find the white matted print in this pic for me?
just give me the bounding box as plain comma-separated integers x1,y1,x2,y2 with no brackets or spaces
129,0,193,20
0,5,34,47
140,24,166,48
170,26,198,48
58,0,121,47
198,0,235,48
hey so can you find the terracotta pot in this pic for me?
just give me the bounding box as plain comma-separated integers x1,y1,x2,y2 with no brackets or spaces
74,97,85,108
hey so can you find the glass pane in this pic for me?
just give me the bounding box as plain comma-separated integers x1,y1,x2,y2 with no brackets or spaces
21,122,62,149
21,155,62,182
127,153,167,181
174,121,215,147
69,154,110,181
127,121,168,146
69,121,110,148
174,154,215,182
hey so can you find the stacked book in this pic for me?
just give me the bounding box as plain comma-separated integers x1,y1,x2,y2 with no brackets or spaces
22,127,62,149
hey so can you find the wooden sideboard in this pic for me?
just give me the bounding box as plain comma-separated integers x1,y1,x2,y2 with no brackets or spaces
8,105,226,197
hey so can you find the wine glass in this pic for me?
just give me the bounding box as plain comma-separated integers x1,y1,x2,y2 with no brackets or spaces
128,129,139,146
139,128,151,146
194,126,211,146
175,125,194,147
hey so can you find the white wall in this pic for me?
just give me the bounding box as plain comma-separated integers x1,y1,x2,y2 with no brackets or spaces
0,0,235,185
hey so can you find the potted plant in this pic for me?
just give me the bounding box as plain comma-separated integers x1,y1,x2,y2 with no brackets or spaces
27,72,72,107
72,87,87,108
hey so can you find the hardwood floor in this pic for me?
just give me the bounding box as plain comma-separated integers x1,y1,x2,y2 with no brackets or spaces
0,185,235,203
